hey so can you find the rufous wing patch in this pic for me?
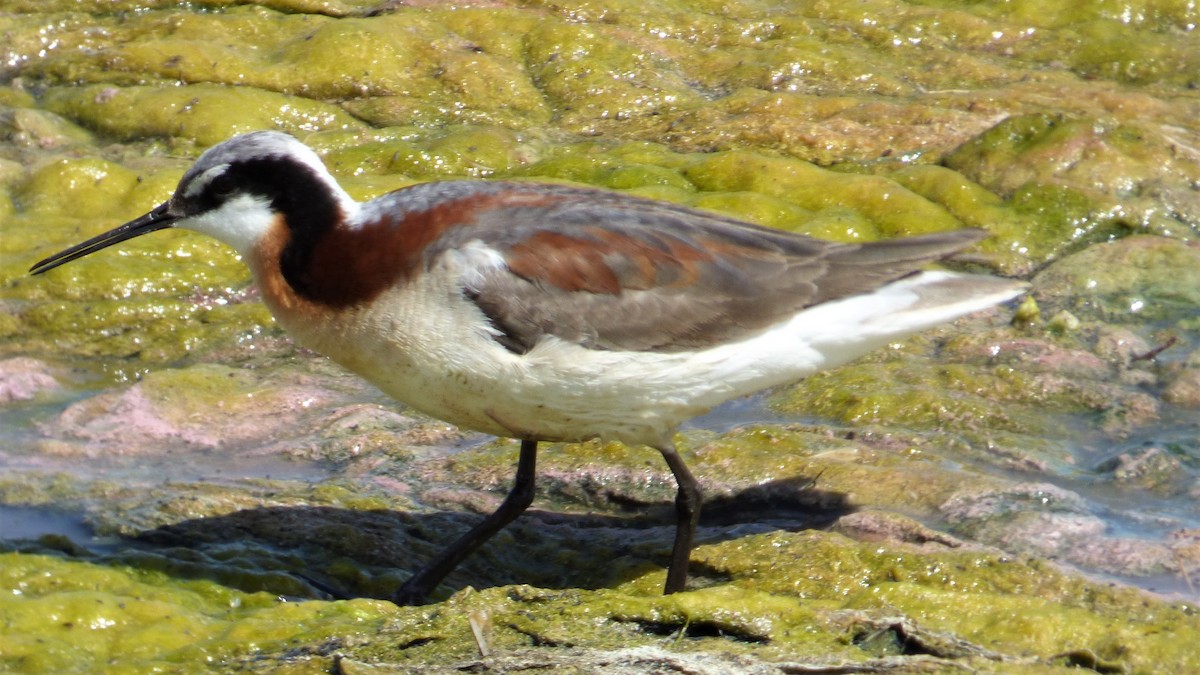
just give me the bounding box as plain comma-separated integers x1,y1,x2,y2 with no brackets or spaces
504,225,717,295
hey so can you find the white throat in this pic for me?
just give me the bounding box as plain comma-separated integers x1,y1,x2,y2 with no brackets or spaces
177,192,280,257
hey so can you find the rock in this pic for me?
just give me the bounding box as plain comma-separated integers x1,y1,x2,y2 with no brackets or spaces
1034,236,1200,325
1096,446,1186,493
0,357,59,404
1163,367,1200,408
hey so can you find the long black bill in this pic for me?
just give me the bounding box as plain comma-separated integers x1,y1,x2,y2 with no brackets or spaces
29,202,179,276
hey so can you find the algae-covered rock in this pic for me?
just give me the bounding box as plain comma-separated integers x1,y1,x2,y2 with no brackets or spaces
1033,235,1200,325
945,114,1200,244
1164,365,1200,408
0,107,94,150
0,552,401,673
6,530,1200,673
42,83,365,146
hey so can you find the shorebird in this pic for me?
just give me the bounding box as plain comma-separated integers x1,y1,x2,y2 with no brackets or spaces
30,131,1026,604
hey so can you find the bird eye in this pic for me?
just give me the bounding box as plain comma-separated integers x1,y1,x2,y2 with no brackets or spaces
208,174,236,199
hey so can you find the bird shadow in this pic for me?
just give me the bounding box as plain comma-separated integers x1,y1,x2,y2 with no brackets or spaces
110,475,853,602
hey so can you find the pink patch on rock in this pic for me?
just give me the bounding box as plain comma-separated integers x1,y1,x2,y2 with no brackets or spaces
0,357,60,404
56,386,220,451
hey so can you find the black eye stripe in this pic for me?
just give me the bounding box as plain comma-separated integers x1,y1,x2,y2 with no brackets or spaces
208,173,236,197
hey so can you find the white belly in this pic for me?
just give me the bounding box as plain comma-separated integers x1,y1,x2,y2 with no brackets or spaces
269,263,721,447
270,260,1020,449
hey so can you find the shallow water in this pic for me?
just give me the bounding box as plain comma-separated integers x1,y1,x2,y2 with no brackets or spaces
0,504,93,542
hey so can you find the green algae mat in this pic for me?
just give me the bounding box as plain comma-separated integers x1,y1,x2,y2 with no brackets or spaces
2,0,1199,672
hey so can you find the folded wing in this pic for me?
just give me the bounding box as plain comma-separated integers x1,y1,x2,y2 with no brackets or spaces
422,183,989,354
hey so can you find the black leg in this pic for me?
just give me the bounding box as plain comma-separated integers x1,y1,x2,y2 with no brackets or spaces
658,440,700,594
392,439,538,605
